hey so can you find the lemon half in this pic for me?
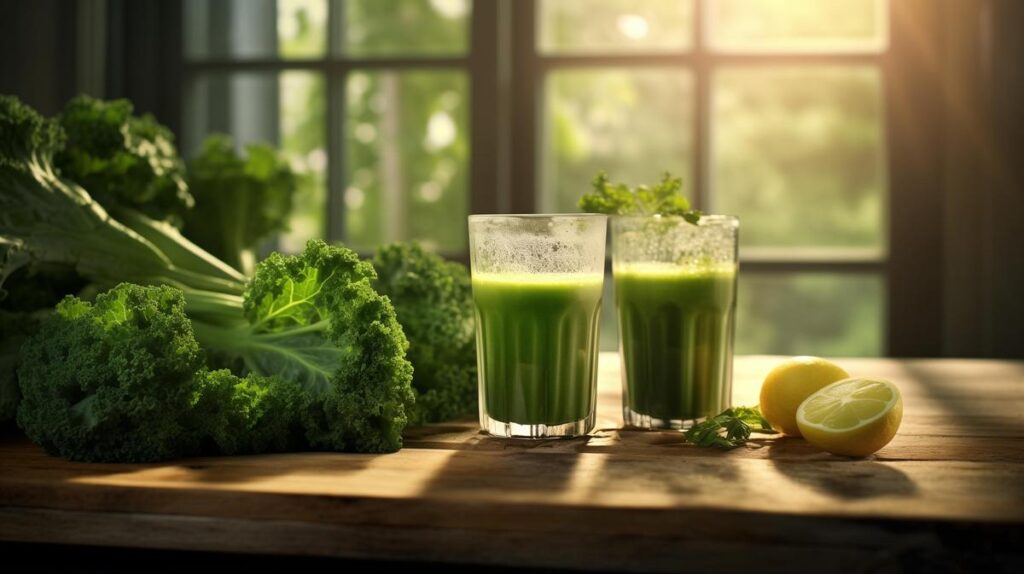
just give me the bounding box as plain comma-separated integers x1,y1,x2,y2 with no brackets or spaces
759,356,850,436
796,377,903,457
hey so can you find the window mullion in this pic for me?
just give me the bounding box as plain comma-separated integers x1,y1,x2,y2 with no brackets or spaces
326,0,346,242
694,0,710,213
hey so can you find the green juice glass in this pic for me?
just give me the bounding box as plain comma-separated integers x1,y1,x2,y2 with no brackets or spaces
469,214,607,438
611,215,739,429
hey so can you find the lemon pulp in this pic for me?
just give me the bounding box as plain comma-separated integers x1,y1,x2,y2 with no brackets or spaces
796,378,903,457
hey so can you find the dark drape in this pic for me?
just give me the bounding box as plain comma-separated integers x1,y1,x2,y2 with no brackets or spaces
105,0,183,135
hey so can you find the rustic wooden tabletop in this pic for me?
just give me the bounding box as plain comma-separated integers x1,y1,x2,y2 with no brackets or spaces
1,354,1022,572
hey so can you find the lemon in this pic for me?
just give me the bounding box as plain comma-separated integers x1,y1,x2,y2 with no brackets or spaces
759,356,850,436
796,378,903,457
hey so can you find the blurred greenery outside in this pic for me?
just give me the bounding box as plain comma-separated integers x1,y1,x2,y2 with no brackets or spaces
184,0,888,356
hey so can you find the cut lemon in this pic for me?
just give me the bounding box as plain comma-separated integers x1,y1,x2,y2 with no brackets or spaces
796,378,903,457
759,356,850,436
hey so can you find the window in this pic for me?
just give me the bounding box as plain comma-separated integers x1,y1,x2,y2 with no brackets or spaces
529,0,889,356
182,0,895,356
183,0,471,255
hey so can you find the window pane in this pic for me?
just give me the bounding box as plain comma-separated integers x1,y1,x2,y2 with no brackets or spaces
538,0,693,54
342,0,469,57
736,272,884,356
542,69,693,213
184,71,327,252
708,0,888,53
711,67,885,254
345,71,469,252
184,0,327,59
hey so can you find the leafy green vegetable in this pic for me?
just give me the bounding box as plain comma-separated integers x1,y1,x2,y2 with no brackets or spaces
1,95,417,458
1,240,86,424
684,406,777,449
0,96,246,296
579,171,701,222
191,369,307,456
191,240,415,453
17,284,205,462
0,310,42,423
183,134,296,275
372,242,476,425
55,95,193,227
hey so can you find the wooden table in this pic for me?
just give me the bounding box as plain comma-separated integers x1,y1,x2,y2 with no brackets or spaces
1,354,1022,571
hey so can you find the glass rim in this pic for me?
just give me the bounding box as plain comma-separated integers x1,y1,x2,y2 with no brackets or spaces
468,213,608,222
612,213,739,227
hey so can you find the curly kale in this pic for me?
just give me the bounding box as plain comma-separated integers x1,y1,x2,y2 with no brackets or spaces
55,95,193,226
372,243,476,425
0,95,247,296
191,240,416,453
183,134,296,275
17,284,205,462
191,369,307,455
3,96,417,459
579,171,701,222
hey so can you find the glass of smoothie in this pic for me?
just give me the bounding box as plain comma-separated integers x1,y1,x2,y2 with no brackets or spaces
469,214,607,438
611,215,739,429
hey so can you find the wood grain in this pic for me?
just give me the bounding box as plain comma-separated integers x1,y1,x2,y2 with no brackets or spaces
1,354,1022,571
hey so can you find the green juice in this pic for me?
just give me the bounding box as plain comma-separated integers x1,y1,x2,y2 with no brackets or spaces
615,263,737,424
472,273,603,426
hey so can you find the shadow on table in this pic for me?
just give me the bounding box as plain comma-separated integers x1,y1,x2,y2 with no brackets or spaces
417,433,592,497
764,438,919,500
43,448,380,485
900,362,1024,437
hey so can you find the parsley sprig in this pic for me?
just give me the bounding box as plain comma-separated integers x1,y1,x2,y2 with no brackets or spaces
578,171,701,223
684,406,778,449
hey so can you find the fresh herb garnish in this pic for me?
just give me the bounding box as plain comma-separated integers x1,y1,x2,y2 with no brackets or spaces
579,171,701,223
684,406,778,449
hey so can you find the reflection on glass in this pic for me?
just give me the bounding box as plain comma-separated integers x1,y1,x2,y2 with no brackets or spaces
711,66,886,252
707,0,888,53
538,0,693,53
542,68,693,213
184,71,327,253
184,0,327,59
342,0,469,57
736,272,884,356
345,70,468,252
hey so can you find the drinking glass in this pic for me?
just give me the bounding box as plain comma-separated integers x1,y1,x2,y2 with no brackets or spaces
612,215,739,429
469,214,607,438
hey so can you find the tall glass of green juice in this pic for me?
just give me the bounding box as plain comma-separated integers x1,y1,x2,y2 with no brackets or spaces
611,215,739,429
469,214,607,438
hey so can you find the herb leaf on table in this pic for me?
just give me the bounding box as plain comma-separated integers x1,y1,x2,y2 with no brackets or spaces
685,406,777,449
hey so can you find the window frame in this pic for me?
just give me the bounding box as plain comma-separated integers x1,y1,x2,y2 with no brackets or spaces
181,0,479,250
499,0,942,357
177,0,945,357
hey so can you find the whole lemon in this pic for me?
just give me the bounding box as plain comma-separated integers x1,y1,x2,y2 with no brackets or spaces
759,356,850,436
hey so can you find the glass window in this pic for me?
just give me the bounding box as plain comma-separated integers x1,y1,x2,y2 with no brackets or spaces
736,272,885,356
538,0,694,54
341,0,470,57
345,70,469,252
711,66,887,255
184,0,328,60
541,68,694,213
184,71,327,252
707,0,888,53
